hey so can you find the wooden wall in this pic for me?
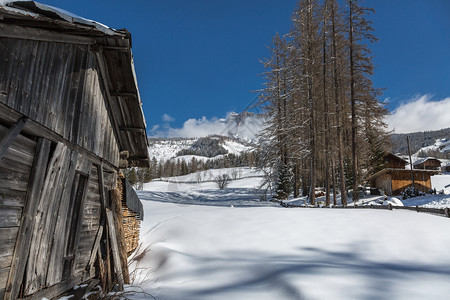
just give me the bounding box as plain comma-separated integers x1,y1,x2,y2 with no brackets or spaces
391,170,432,195
0,124,36,299
0,37,120,167
0,131,116,298
374,173,392,196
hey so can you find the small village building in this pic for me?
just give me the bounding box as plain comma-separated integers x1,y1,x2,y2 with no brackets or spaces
368,153,439,196
383,152,408,169
0,2,149,299
413,157,442,171
441,161,450,173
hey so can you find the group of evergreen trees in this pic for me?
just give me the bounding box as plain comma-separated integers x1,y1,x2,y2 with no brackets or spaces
257,0,388,205
125,151,257,188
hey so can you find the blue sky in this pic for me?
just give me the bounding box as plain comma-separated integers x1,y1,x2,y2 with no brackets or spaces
36,0,450,134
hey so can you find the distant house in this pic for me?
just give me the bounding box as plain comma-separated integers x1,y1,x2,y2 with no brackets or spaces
383,153,408,169
0,2,148,299
443,162,450,173
413,157,442,170
368,153,439,196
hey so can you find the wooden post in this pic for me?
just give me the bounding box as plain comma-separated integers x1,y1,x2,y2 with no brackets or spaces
110,186,130,284
4,138,51,300
88,225,104,276
106,209,124,289
0,117,27,160
407,135,416,193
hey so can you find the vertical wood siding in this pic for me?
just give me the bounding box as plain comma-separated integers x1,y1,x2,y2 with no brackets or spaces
74,164,102,275
0,38,120,167
0,124,36,299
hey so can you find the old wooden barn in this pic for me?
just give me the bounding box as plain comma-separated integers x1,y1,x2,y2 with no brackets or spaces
368,153,439,196
0,1,149,299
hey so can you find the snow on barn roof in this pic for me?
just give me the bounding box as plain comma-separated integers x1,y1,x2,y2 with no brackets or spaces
413,157,442,166
0,0,115,34
0,1,150,167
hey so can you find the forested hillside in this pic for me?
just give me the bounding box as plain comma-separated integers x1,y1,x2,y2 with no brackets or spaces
390,128,450,156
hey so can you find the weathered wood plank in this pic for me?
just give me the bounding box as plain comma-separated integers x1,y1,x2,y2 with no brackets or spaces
26,275,84,300
0,267,10,298
25,142,72,295
0,172,29,192
98,164,108,211
88,225,103,269
106,209,124,289
0,255,12,270
0,146,34,166
0,206,22,228
0,123,36,157
0,188,27,207
111,187,130,284
0,156,32,174
64,162,91,281
0,227,19,258
0,117,30,160
0,23,96,45
46,150,79,286
4,138,51,300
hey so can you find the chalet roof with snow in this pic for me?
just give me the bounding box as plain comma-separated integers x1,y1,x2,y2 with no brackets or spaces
383,152,408,169
0,0,150,167
413,157,442,170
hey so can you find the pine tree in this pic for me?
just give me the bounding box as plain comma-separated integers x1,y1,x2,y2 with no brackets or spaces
127,168,138,186
274,163,293,199
347,0,378,202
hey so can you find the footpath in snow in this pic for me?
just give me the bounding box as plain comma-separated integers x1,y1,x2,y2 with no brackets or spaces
127,168,450,300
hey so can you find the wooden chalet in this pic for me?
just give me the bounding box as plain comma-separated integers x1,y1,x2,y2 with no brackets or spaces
413,157,442,170
383,153,408,169
368,153,439,196
0,1,149,299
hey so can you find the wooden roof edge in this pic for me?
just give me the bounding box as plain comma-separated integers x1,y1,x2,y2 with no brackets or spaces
367,168,441,181
385,152,408,163
97,42,149,165
413,157,442,165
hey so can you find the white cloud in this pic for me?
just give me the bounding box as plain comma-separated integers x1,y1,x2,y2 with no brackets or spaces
150,112,265,141
162,113,175,122
387,95,450,133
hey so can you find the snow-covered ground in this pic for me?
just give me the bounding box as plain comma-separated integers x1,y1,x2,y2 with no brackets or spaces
127,168,450,299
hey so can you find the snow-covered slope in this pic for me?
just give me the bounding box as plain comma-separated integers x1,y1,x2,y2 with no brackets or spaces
147,136,255,162
393,138,450,169
127,169,450,300
413,138,450,156
147,138,196,162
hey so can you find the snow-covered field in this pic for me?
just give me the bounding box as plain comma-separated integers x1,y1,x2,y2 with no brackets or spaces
128,168,450,299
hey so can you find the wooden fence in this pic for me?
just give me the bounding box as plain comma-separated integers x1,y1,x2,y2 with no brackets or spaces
275,200,450,218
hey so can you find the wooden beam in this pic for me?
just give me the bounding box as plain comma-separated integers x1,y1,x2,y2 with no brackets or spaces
23,275,83,300
97,163,109,212
106,209,124,289
0,23,96,45
88,225,104,275
4,138,51,300
109,92,137,98
102,46,129,52
0,117,27,161
119,127,144,133
94,52,124,152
